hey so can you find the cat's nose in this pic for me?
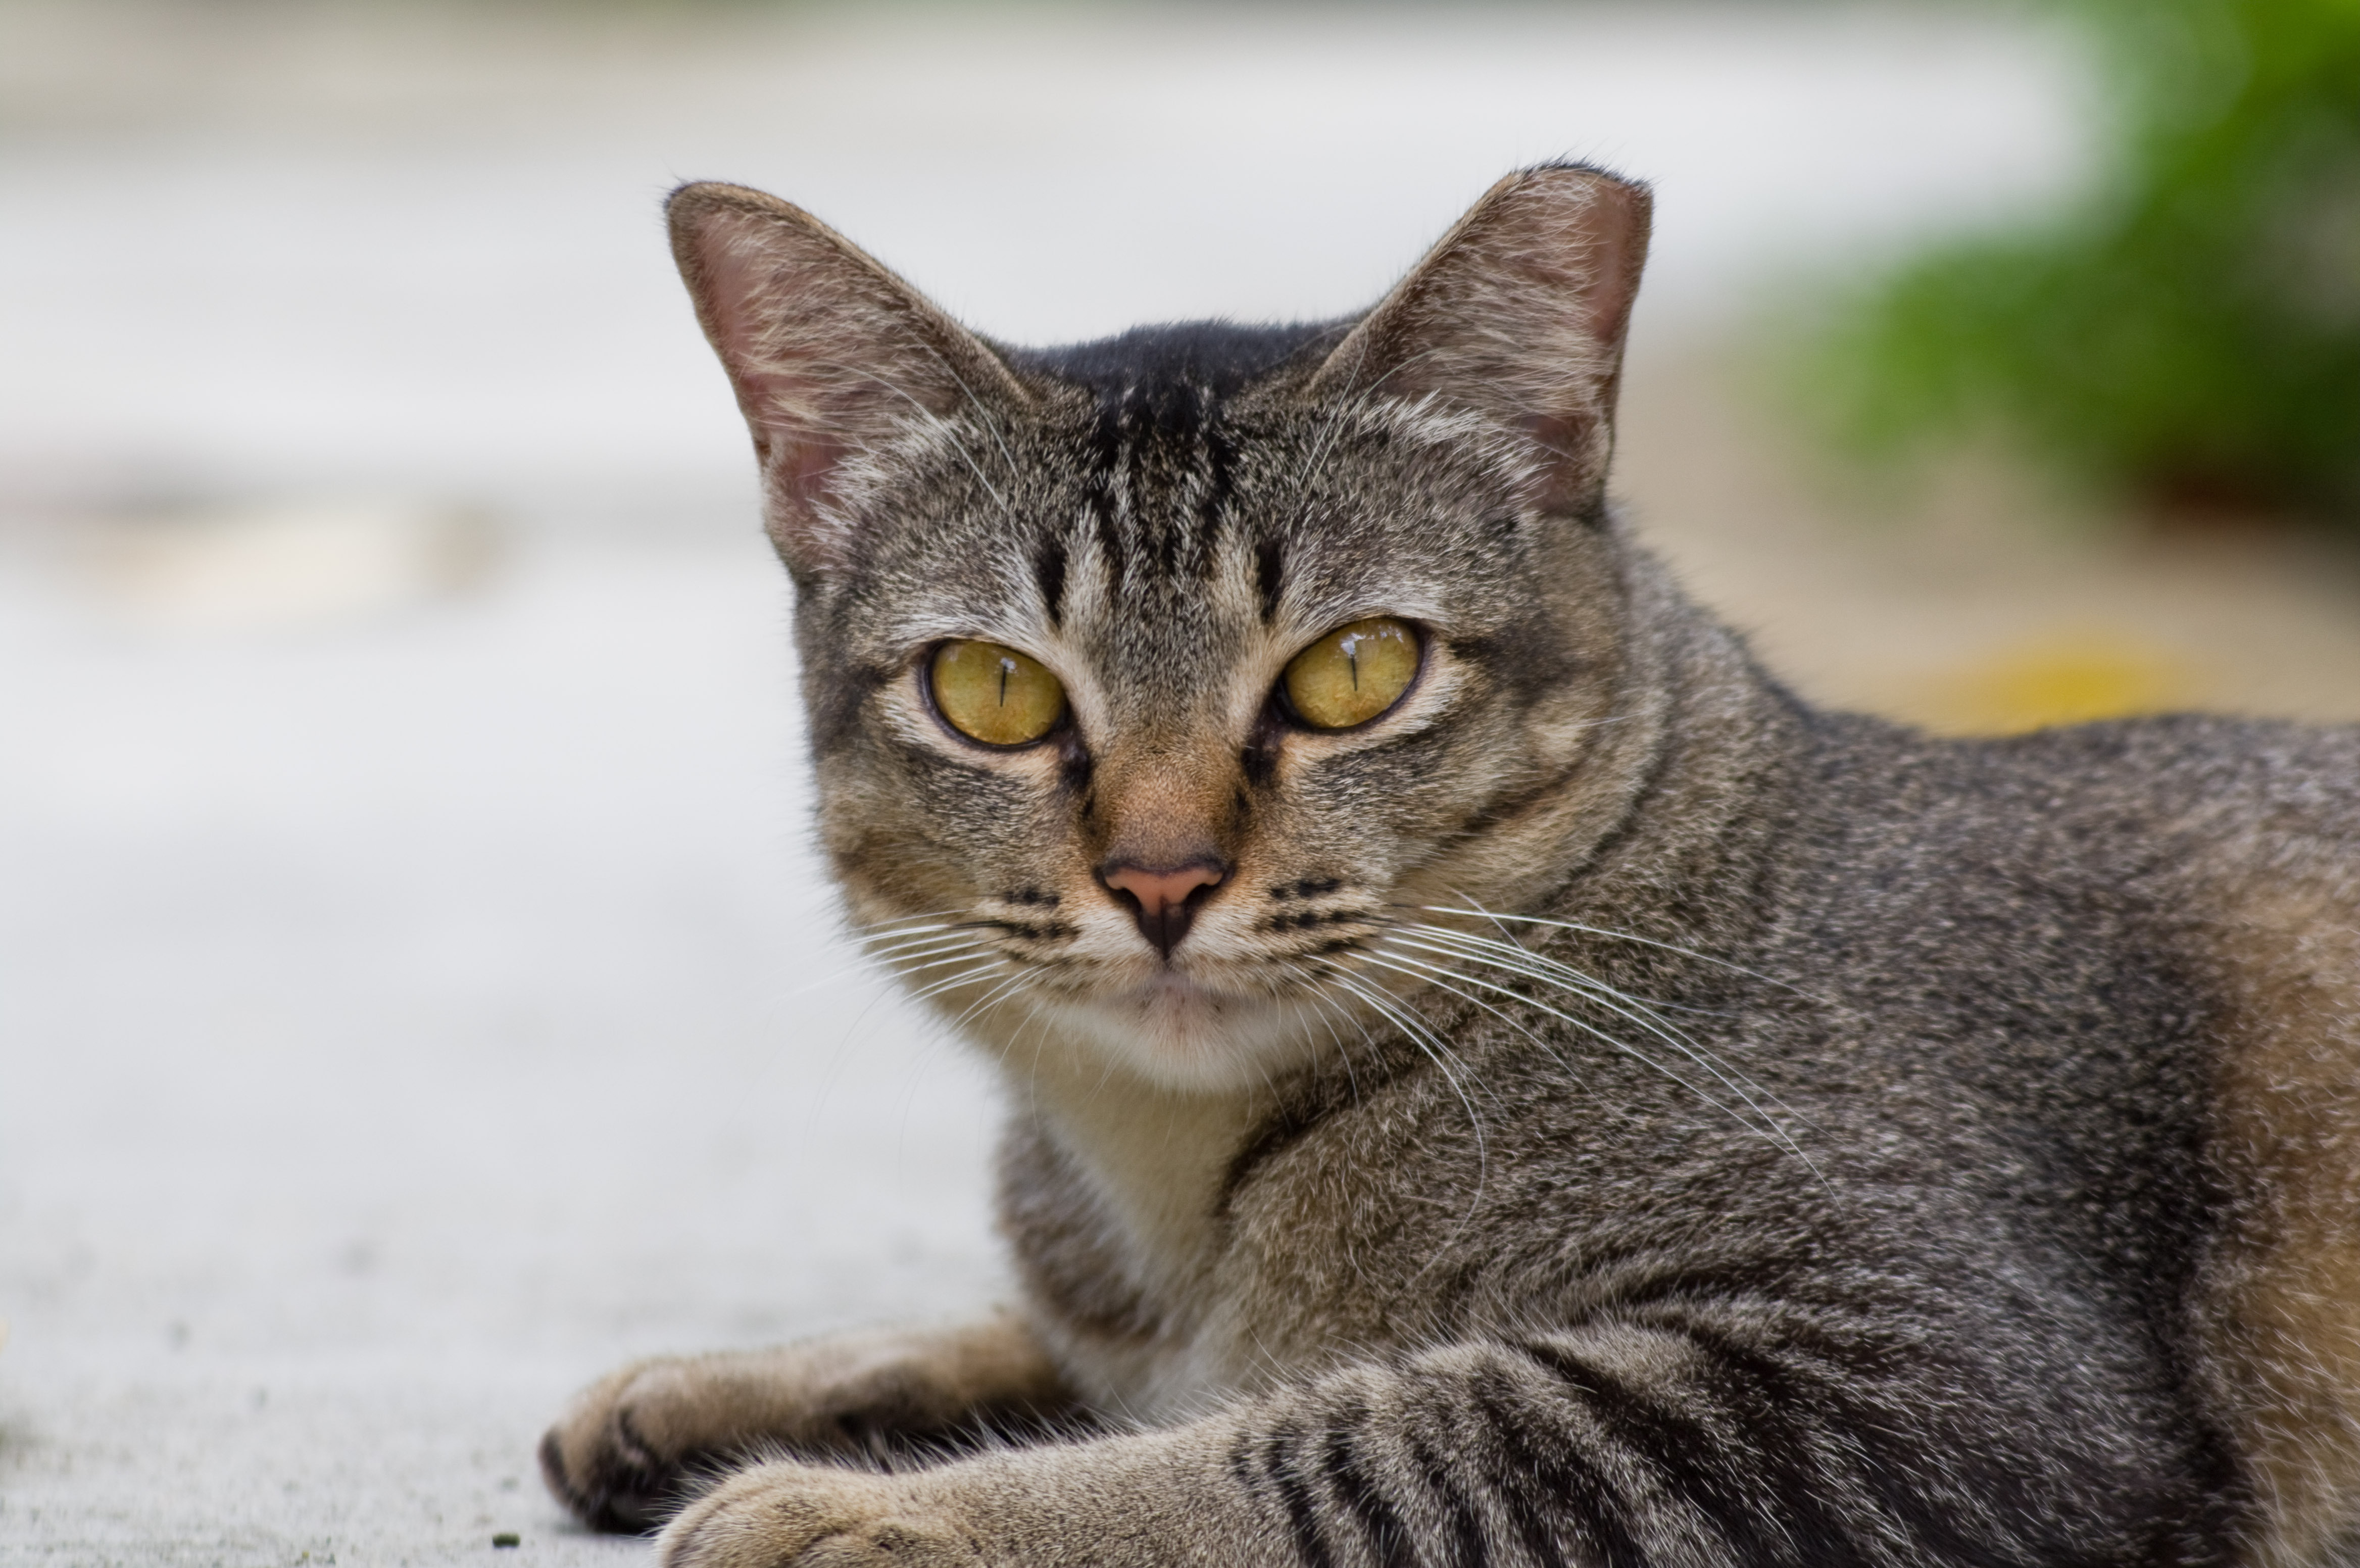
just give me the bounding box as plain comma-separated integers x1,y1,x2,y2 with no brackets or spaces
1099,859,1227,960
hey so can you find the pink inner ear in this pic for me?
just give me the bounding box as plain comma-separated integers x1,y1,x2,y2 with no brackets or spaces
769,425,849,512
692,215,778,376
691,215,855,515
1571,182,1649,352
670,183,1033,573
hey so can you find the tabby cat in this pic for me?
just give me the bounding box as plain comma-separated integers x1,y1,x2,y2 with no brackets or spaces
539,165,2360,1567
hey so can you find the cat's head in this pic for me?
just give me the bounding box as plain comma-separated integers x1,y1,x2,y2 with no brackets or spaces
669,166,1653,1093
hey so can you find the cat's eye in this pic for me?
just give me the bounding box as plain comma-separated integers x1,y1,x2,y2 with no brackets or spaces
930,640,1068,747
1282,618,1421,730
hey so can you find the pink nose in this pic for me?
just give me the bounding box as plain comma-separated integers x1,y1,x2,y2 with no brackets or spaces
1102,862,1224,917
1100,860,1227,958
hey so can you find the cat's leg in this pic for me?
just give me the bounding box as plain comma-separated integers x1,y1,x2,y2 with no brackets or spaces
539,1312,1078,1533
653,1316,2162,1567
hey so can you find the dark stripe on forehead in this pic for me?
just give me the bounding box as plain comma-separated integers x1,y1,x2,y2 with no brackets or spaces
1255,535,1286,623
1200,415,1241,577
1009,319,1343,407
1085,407,1127,574
1034,532,1068,626
1012,320,1346,604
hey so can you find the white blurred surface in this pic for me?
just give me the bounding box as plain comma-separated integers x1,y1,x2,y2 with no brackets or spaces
0,1,2090,508
0,4,2093,1560
1,536,1005,1561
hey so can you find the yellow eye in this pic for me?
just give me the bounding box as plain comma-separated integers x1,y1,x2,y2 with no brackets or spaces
930,641,1067,747
1282,617,1421,730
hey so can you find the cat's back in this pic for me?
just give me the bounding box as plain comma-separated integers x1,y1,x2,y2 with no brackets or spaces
1799,708,2359,896
1776,710,2359,1030
1798,708,2360,1564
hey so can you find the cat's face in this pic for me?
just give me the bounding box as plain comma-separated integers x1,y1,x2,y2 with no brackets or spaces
669,168,1650,1091
795,382,1631,1090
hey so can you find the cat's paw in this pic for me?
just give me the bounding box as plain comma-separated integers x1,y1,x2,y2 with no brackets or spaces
541,1357,731,1532
542,1326,1068,1533
656,1462,981,1568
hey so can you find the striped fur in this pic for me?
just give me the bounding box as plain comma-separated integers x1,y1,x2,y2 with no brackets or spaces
539,166,2360,1566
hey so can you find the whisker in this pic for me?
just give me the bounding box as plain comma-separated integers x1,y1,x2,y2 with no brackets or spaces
1392,925,1823,1144
848,916,981,941
1274,961,1364,1105
1318,964,1497,1273
1345,949,1583,1086
1365,947,1754,1132
844,909,966,938
1403,917,1818,1109
769,920,971,1003
1419,906,1726,1016
1417,902,1825,1002
1370,947,1814,1186
778,966,906,1004
1394,928,1742,1075
1321,968,1491,1193
901,960,1006,1004
1374,938,1824,1184
850,923,964,946
945,970,1034,1031
860,934,992,967
880,945,992,979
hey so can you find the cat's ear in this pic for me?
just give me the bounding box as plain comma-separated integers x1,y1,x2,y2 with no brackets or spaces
1305,162,1651,517
667,182,1027,574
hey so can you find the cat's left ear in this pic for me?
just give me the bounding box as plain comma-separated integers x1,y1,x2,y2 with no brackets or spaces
667,182,1028,575
1305,162,1651,517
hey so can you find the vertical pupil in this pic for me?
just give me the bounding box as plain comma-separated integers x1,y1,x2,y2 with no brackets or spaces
1341,632,1361,691
998,657,1013,707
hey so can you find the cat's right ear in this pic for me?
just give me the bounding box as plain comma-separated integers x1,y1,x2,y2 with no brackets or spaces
666,182,1027,576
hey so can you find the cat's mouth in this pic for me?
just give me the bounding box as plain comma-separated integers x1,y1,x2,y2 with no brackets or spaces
1091,967,1252,1026
1050,966,1310,1092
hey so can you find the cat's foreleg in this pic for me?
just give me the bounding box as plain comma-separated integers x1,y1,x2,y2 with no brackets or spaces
539,1313,1077,1533
654,1324,2103,1567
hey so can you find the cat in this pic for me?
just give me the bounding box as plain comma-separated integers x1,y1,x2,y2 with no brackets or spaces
537,164,2360,1567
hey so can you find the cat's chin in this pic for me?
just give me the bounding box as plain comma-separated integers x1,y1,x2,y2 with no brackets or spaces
1039,973,1320,1095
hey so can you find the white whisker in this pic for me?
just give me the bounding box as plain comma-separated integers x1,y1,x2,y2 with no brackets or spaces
1391,930,1777,1105
883,946,993,980
1392,924,1824,1146
1373,937,1825,1185
903,961,1006,1005
1275,961,1365,1105
1365,947,1750,1132
862,934,992,967
1321,968,1491,1193
944,964,1038,1028
1418,901,1825,1001
1345,949,1583,1086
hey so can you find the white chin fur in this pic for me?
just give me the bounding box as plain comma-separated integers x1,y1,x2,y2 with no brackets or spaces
1040,974,1326,1094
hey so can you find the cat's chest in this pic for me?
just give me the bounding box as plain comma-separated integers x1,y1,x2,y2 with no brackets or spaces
998,1073,1489,1420
995,1096,1260,1417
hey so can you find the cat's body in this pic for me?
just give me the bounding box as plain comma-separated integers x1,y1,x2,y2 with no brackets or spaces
540,168,2360,1566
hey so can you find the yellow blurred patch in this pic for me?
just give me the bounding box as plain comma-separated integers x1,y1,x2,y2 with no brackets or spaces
1900,635,2203,736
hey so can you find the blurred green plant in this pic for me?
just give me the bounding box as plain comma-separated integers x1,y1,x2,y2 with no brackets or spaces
1808,0,2360,525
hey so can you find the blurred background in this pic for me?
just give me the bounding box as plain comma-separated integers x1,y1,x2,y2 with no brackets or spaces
2,1,2355,1561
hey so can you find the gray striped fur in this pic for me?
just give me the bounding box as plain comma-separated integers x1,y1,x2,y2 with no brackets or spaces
538,166,2360,1568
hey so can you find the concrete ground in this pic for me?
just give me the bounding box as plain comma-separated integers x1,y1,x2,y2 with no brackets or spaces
5,5,2358,1565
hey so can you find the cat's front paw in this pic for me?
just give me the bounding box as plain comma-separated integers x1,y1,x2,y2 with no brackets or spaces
657,1462,980,1568
543,1322,1074,1533
540,1357,724,1532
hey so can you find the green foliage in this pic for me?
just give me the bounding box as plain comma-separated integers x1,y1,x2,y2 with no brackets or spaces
1811,0,2360,523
